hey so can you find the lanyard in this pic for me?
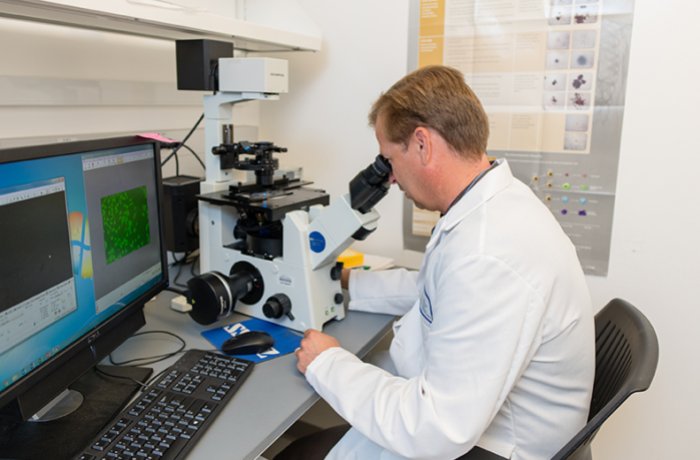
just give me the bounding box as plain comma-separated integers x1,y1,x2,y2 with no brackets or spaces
442,159,499,217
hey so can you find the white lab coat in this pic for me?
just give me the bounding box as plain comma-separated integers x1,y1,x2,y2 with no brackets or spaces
305,160,595,460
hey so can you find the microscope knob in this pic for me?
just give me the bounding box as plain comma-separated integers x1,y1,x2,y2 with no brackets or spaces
330,261,344,281
334,293,344,305
263,294,293,320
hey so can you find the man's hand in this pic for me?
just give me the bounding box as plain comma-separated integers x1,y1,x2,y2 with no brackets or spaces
295,329,340,374
341,268,351,290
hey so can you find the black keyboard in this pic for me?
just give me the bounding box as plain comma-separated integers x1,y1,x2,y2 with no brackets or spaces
76,350,254,460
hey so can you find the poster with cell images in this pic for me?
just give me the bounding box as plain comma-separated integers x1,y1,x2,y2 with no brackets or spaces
405,0,635,275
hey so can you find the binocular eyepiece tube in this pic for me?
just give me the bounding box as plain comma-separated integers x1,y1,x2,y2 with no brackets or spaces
349,154,392,214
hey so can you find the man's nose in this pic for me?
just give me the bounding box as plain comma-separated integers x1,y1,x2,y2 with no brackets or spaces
389,172,397,184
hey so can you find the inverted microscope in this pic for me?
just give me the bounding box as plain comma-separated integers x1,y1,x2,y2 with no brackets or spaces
181,54,391,332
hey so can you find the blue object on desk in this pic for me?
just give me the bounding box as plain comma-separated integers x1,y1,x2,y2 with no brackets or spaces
202,317,302,363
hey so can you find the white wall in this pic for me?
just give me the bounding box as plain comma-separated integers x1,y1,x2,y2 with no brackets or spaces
261,0,700,459
584,1,700,457
259,0,411,261
0,17,260,179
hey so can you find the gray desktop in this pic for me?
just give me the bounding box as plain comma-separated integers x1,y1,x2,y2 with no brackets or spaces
121,292,394,460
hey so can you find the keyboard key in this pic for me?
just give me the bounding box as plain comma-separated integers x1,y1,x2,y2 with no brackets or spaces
76,350,253,460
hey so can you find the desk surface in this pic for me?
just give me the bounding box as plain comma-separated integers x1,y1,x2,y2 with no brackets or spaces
112,292,395,460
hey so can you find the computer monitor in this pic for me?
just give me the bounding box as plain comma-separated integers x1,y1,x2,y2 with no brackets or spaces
0,137,168,431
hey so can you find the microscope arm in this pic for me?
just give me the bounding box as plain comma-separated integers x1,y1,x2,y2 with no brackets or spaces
305,153,390,270
306,193,380,270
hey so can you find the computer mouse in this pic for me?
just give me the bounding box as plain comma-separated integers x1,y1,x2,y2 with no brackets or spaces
221,331,275,355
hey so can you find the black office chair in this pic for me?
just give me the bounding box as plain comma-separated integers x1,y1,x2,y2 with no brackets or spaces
552,298,659,460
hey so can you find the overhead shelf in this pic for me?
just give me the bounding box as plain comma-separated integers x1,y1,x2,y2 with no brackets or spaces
0,0,322,52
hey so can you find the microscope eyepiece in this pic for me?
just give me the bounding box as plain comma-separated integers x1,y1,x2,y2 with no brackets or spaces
349,155,392,213
365,155,391,184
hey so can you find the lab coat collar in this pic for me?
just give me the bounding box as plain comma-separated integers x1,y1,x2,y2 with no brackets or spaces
426,158,512,251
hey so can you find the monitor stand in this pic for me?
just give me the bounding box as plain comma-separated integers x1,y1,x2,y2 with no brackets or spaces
0,364,153,460
28,389,84,422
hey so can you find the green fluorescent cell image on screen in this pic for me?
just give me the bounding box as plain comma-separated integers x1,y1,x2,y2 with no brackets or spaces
101,186,150,264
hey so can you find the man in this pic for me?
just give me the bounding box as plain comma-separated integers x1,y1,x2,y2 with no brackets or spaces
288,65,594,459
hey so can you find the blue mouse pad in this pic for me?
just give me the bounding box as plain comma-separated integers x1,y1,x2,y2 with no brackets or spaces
201,317,302,363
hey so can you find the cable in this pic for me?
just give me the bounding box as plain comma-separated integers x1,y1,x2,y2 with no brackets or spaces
172,250,191,288
169,250,196,268
162,113,205,167
188,253,200,279
99,346,219,395
98,330,189,389
95,367,149,390
169,251,187,267
164,143,204,175
180,143,206,171
108,330,187,367
169,250,200,288
164,286,188,296
103,331,222,397
162,148,177,167
209,61,219,95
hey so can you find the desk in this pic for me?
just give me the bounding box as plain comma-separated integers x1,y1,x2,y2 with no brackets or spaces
112,292,395,460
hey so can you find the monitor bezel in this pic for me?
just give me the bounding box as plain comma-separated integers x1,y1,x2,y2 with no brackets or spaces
0,136,169,421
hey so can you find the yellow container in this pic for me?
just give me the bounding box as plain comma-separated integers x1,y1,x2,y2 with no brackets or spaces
337,248,364,268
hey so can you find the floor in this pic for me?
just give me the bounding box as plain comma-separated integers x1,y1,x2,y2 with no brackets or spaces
261,399,347,459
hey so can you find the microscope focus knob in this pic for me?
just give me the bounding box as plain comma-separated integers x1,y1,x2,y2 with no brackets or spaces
263,294,294,320
330,261,344,281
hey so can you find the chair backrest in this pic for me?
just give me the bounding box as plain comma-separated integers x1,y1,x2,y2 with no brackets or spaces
552,298,659,460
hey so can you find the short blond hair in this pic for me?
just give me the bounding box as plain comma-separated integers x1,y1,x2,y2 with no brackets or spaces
369,66,489,159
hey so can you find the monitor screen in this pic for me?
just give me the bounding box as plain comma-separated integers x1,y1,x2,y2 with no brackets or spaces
0,136,168,422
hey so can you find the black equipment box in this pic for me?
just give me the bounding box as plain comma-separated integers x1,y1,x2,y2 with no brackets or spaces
175,39,233,91
162,175,202,252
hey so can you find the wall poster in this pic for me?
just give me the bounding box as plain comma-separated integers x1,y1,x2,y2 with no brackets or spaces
405,0,635,275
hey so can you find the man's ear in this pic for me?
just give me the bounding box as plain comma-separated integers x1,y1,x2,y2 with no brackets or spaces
414,127,431,165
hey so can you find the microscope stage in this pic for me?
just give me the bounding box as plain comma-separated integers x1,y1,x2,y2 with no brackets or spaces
198,187,329,221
